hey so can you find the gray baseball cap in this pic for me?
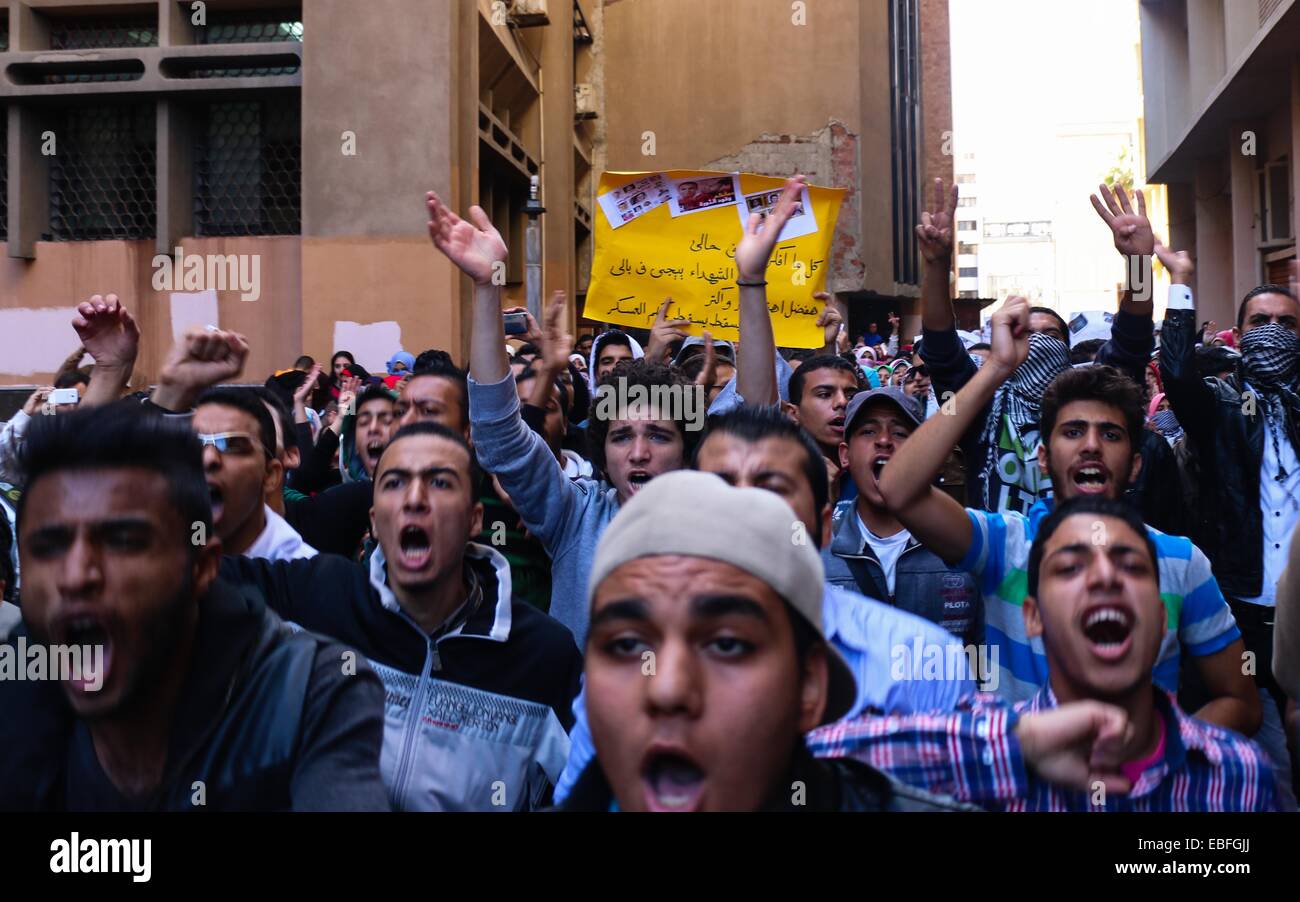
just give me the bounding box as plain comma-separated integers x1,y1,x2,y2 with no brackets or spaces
588,470,856,725
674,335,736,365
843,386,922,437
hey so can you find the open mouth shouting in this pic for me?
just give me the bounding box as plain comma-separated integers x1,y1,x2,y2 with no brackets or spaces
54,611,114,695
207,481,225,524
364,440,386,471
641,746,706,812
1070,461,1111,495
828,415,846,438
1080,603,1134,662
396,524,433,571
871,453,892,482
625,469,653,495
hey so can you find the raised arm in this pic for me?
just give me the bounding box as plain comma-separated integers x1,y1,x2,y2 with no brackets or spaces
878,297,1031,563
74,295,140,407
1089,184,1158,384
643,298,690,365
1155,246,1218,451
734,174,808,407
149,328,250,413
425,191,510,385
915,178,959,333
427,190,586,552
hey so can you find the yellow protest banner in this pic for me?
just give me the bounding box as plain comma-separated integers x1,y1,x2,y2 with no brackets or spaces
584,169,845,348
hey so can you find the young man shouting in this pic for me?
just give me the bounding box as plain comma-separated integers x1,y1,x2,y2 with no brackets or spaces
810,497,1277,811
561,471,969,812
878,296,1258,735
1,405,387,811
825,386,983,645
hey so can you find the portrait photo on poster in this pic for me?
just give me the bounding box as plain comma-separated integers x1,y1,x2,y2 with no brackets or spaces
598,172,672,229
668,173,741,217
738,186,818,241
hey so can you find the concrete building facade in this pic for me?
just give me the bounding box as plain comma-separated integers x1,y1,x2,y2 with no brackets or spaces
1141,0,1300,329
0,0,953,387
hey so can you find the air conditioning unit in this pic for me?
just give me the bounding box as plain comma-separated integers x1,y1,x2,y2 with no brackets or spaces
509,0,550,27
575,83,597,119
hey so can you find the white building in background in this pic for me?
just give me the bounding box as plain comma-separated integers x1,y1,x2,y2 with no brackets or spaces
980,219,1055,308
1052,120,1138,317
955,153,981,299
952,120,1158,322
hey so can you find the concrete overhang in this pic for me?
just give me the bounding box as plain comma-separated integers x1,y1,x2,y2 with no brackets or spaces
1148,0,1300,184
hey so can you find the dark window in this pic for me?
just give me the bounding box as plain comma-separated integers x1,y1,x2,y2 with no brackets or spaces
195,10,303,77
958,290,978,299
49,104,156,241
958,220,977,231
959,267,979,278
49,15,156,49
45,14,156,82
195,97,301,236
199,13,303,44
888,0,922,286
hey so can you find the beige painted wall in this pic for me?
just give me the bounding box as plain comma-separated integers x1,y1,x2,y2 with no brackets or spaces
0,236,301,386
601,0,865,169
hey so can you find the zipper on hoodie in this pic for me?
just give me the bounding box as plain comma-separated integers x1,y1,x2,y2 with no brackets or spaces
389,608,441,812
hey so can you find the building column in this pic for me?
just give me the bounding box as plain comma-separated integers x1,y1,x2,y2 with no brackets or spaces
1229,121,1260,303
1167,181,1197,296
1194,156,1234,328
1291,61,1300,261
540,15,576,325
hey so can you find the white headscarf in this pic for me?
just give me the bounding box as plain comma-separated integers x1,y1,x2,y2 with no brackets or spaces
588,330,646,390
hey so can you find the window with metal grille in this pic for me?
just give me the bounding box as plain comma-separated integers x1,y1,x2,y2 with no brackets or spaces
195,97,301,236
44,14,156,82
49,104,156,241
49,15,156,49
888,0,922,286
194,10,303,77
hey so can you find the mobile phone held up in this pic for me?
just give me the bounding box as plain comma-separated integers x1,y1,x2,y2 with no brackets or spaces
503,311,529,336
49,388,80,406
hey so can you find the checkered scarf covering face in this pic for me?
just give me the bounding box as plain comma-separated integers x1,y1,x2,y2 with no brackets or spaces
978,332,1070,509
1240,323,1300,482
1151,409,1184,445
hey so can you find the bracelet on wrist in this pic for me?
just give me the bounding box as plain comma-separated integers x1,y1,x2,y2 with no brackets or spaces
736,279,767,287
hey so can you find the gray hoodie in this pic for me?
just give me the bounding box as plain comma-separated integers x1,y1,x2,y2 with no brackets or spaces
470,372,622,647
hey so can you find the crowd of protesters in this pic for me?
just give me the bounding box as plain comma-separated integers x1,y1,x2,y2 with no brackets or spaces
0,171,1297,813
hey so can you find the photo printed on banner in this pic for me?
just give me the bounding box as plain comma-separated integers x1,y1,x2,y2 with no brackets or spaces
598,172,672,228
668,173,741,217
737,186,818,241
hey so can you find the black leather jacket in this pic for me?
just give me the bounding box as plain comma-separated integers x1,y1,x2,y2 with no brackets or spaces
555,743,972,812
0,580,388,811
1159,306,1298,598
